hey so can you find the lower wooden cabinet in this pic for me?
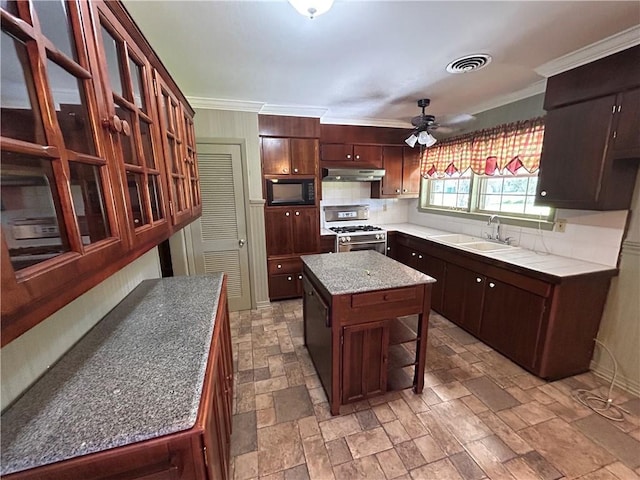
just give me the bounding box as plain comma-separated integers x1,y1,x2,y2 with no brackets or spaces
390,231,615,380
268,257,304,300
342,322,389,403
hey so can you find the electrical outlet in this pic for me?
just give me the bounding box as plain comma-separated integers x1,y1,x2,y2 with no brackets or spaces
555,219,567,233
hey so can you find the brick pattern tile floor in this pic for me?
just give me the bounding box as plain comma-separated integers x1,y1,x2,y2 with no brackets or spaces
228,300,640,480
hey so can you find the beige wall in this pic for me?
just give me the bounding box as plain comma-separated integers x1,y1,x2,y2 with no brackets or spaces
1,248,162,411
592,169,640,395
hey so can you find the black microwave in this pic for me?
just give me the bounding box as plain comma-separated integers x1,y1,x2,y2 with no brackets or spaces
266,178,315,206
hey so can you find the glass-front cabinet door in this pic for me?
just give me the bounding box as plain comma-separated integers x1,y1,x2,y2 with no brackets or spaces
89,1,168,245
1,0,125,336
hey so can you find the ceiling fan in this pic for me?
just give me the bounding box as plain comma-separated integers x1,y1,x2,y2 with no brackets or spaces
405,98,475,148
405,98,438,148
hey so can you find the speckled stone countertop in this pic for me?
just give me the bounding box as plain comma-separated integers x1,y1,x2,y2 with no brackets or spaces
1,274,224,476
301,250,435,296
381,223,617,278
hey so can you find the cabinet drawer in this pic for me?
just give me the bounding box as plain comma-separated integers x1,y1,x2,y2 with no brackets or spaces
268,257,302,274
351,286,418,308
269,273,303,300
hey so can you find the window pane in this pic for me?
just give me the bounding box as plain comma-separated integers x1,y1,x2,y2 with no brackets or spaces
148,175,163,221
129,56,145,110
500,195,526,214
1,1,20,17
527,176,538,195
160,92,169,130
503,177,527,194
442,194,457,207
485,177,503,193
126,172,148,227
46,59,96,156
525,197,551,216
1,152,70,270
139,119,155,168
115,105,139,165
1,31,45,144
32,0,77,61
191,179,199,205
168,137,179,173
100,25,122,96
431,180,443,193
69,162,110,244
457,194,469,208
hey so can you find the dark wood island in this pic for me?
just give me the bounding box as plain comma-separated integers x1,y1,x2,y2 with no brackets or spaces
301,251,436,415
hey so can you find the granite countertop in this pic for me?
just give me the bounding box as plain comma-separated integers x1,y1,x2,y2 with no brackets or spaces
1,274,224,476
381,223,618,278
301,250,435,296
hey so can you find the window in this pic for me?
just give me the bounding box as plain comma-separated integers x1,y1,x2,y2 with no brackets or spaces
419,117,552,223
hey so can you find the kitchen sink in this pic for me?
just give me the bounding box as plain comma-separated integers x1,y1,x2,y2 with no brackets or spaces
462,241,516,252
430,234,479,244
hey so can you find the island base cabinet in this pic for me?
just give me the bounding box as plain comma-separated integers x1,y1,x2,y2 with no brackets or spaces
342,322,389,404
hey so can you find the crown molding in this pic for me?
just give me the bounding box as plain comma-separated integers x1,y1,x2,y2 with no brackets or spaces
467,80,547,115
187,96,264,112
535,25,640,78
259,104,328,118
320,116,411,128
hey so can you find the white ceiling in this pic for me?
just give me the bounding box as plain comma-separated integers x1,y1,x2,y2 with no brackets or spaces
122,0,640,128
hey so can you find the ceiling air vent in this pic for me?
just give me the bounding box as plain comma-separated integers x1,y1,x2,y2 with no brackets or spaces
446,54,492,74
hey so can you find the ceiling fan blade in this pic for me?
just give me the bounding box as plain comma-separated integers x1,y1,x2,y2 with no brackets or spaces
439,113,476,126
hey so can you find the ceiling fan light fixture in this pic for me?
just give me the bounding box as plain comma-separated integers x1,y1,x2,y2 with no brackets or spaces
418,130,437,147
288,0,334,18
405,134,418,148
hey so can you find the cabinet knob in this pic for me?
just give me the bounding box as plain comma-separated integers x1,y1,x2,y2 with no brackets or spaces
489,282,496,288
295,211,300,216
387,247,391,251
277,264,282,269
282,168,289,173
103,114,122,133
293,168,298,173
287,276,293,281
285,212,290,216
403,189,407,193
355,155,360,160
346,154,352,159
418,255,423,259
540,190,547,197
396,189,400,193
121,119,131,136
298,274,303,280
476,277,482,283
412,252,416,256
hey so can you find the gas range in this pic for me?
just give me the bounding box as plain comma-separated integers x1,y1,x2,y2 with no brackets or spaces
324,205,387,254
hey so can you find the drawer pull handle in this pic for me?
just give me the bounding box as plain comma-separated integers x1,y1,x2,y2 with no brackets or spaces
285,212,290,216
295,211,300,216
383,294,389,301
277,264,282,269
489,282,496,288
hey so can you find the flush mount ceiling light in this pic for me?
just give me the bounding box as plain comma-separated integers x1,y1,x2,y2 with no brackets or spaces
288,0,335,18
446,54,492,74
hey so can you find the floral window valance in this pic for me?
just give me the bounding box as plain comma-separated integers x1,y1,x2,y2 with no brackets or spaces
420,117,545,178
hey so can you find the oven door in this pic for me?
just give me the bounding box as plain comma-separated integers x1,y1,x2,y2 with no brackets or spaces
337,240,386,255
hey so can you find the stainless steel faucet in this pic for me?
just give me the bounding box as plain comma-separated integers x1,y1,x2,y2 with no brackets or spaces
487,215,511,244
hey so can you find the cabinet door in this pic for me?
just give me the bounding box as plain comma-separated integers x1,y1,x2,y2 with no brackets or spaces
536,95,616,208
402,147,421,195
353,145,383,168
269,272,301,300
292,208,319,254
479,279,546,370
182,109,201,216
321,143,353,162
342,322,389,403
381,146,403,195
610,88,640,159
264,209,293,255
442,264,485,335
395,244,419,269
262,137,291,175
417,254,446,314
290,138,318,175
93,4,169,241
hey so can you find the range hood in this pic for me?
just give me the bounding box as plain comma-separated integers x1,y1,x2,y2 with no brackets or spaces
322,168,385,182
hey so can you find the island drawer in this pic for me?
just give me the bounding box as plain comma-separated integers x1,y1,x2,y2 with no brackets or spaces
268,257,302,275
351,287,418,308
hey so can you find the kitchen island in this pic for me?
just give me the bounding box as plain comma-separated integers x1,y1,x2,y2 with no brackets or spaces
1,274,232,480
301,251,435,415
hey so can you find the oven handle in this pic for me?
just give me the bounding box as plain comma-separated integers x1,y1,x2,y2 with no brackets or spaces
338,239,386,246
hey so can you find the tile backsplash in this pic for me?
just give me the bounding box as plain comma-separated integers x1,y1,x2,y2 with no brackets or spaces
320,181,627,267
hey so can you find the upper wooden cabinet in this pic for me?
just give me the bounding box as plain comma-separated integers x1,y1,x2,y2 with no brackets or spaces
320,143,383,168
536,46,640,210
261,137,318,176
371,146,421,198
1,0,200,345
